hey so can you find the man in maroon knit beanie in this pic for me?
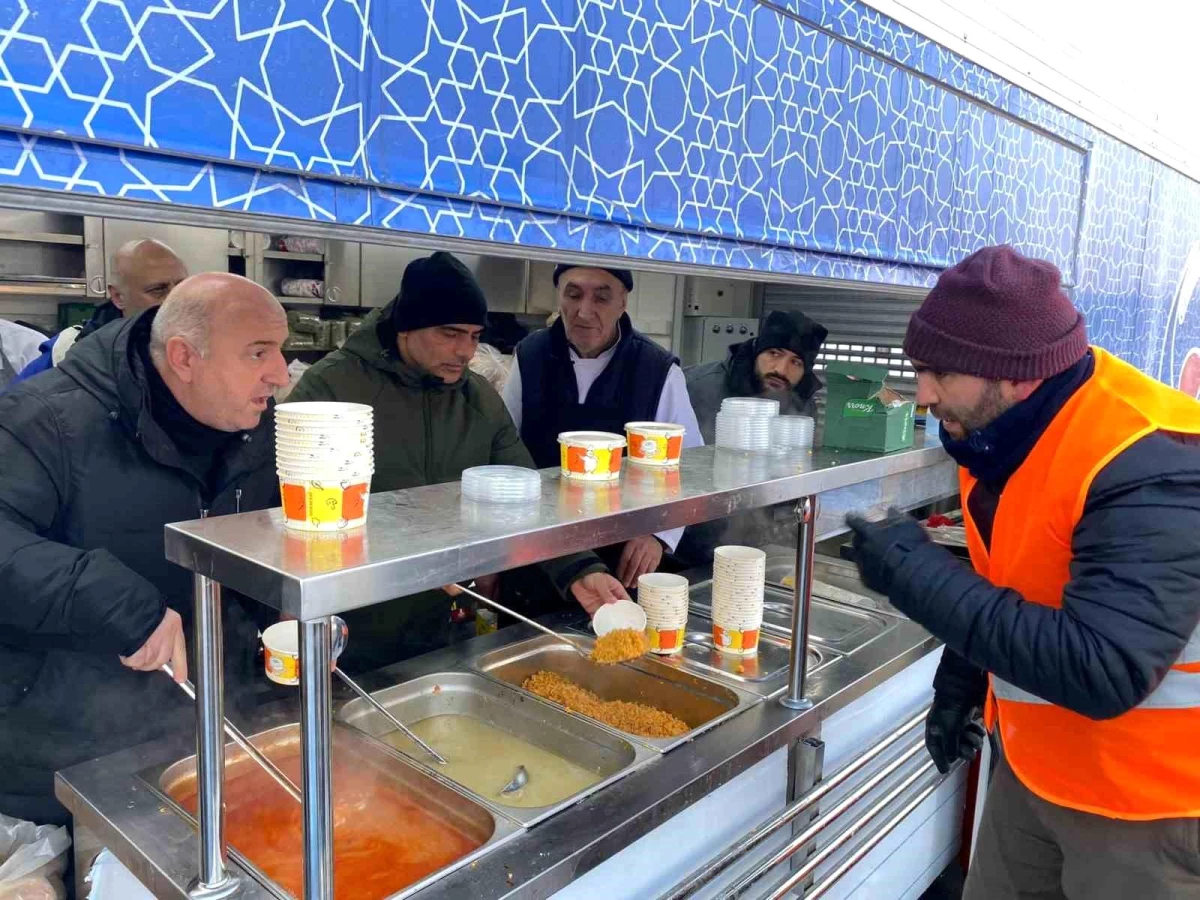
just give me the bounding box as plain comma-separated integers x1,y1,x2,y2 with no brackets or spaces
845,245,1200,899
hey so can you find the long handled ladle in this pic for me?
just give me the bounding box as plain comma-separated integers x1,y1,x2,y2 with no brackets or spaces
331,667,447,765
449,582,594,659
162,662,302,804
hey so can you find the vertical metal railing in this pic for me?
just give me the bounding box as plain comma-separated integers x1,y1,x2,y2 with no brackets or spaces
781,495,818,710
189,573,238,898
299,618,334,899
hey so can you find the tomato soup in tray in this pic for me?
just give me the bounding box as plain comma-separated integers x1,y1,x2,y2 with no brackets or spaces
158,724,504,900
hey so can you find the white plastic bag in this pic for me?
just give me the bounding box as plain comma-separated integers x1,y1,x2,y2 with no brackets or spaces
0,814,69,900
86,849,155,900
274,359,312,403
469,343,513,393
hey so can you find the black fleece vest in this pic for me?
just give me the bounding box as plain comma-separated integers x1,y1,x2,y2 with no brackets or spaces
516,314,677,468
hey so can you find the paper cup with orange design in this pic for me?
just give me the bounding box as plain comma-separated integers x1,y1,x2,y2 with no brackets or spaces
558,431,626,481
279,475,371,531
262,617,348,686
638,572,689,656
712,623,761,656
625,422,686,467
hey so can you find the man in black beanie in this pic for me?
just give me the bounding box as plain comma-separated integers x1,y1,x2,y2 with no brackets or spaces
291,252,628,671
685,309,828,445
674,309,828,565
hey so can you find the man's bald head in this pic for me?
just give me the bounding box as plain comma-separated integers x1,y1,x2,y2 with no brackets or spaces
109,239,188,318
150,273,290,432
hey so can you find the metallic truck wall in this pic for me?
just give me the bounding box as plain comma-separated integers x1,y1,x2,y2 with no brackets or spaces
0,1,1194,389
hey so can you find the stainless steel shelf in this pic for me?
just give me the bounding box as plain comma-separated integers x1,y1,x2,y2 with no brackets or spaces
0,277,88,297
164,440,955,619
263,249,323,261
0,230,84,246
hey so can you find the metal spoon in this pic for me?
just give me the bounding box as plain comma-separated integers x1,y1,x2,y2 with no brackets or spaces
162,663,302,804
451,582,594,660
499,765,529,796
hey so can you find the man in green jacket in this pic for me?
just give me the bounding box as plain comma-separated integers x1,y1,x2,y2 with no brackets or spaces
290,252,628,672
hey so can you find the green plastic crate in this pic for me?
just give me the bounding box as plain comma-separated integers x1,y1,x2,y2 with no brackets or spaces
823,361,915,452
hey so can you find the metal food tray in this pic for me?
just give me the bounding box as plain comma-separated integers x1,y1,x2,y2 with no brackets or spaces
689,581,895,655
145,723,521,900
335,671,657,827
470,635,761,753
681,621,836,684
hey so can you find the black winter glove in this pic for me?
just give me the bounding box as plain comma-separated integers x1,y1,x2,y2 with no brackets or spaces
925,695,986,775
845,509,932,596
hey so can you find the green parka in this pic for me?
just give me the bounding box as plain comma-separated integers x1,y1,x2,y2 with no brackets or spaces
289,305,602,670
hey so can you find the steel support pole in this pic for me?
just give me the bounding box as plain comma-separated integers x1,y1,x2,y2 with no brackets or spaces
781,495,818,710
299,619,334,900
189,574,238,898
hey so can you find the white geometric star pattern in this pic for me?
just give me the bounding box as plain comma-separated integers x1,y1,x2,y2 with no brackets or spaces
0,0,1195,377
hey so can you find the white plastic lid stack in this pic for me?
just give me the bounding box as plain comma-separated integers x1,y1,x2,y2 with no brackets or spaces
720,397,780,417
770,415,815,451
460,465,542,504
715,408,775,452
720,398,779,417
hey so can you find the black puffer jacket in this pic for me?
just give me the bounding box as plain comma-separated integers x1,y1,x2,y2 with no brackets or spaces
889,356,1200,720
0,312,278,823
685,336,824,446
677,333,826,565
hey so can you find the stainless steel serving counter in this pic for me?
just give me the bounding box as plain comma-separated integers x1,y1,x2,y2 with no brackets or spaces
63,438,956,900
57,598,940,900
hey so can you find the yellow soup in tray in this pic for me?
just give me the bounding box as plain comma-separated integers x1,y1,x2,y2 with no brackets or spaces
384,715,602,808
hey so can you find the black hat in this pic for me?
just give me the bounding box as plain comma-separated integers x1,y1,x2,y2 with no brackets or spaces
754,310,828,359
552,263,634,293
391,252,488,333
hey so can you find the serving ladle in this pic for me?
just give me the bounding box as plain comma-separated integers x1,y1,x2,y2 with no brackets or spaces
323,616,449,766
448,582,594,659
499,765,529,796
162,662,303,804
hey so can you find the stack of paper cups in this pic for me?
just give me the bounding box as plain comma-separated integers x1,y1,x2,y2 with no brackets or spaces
275,402,374,531
637,573,690,655
711,545,766,655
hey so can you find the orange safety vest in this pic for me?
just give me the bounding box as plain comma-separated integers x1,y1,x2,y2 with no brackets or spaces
961,347,1200,820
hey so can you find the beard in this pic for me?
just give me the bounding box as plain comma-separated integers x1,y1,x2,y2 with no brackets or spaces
933,381,1014,437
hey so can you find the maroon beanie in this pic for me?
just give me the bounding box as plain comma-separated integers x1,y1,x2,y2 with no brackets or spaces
903,245,1088,380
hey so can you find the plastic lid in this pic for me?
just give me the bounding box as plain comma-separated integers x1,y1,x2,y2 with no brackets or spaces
720,398,780,416
558,431,627,448
461,465,542,504
625,421,686,434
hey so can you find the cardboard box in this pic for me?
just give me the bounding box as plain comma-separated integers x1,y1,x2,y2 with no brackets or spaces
823,361,915,452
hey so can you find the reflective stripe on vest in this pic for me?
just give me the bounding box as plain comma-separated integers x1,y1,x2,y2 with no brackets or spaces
962,347,1200,821
994,657,1200,711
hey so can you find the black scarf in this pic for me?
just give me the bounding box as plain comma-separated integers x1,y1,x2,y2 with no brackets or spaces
136,337,242,490
940,352,1094,490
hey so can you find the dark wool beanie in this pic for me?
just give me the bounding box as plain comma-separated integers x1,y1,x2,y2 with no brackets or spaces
904,245,1088,380
552,263,634,293
754,310,829,358
391,251,488,333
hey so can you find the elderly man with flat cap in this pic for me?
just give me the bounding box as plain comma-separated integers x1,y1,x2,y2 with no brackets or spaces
502,263,703,587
